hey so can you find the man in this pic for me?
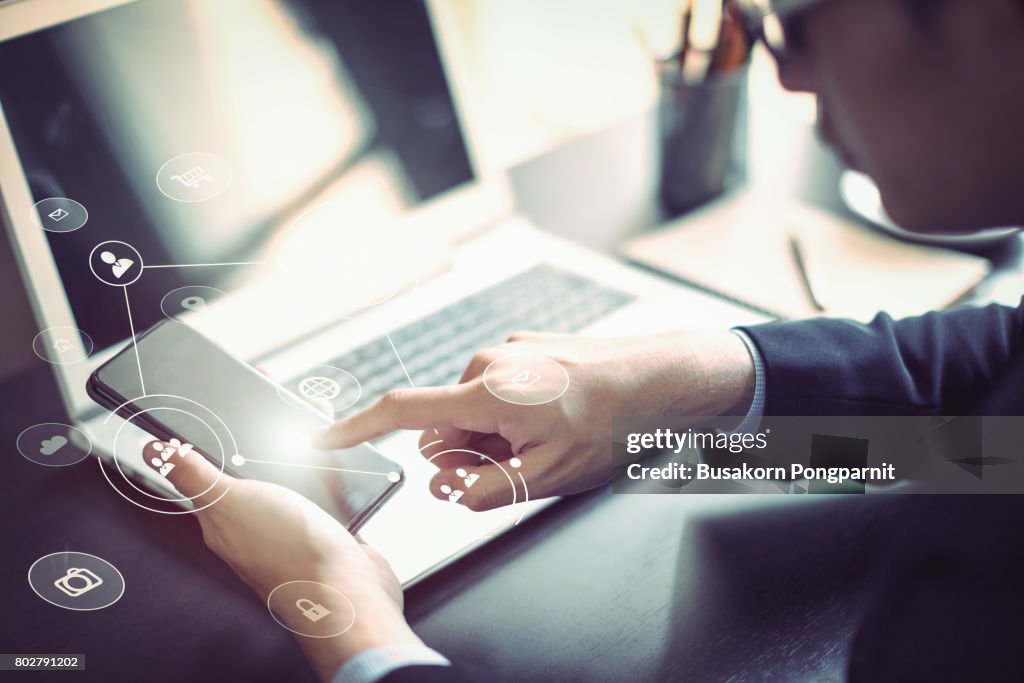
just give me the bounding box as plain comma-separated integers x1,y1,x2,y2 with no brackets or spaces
149,0,1024,680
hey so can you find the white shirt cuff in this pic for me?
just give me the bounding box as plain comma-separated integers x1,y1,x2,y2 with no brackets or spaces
331,643,450,683
730,329,766,431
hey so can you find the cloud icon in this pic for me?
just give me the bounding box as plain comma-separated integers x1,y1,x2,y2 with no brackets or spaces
39,435,68,455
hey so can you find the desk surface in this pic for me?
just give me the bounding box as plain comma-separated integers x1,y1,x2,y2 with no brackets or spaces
0,361,896,683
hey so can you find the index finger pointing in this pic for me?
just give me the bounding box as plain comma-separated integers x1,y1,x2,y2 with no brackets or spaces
315,383,496,449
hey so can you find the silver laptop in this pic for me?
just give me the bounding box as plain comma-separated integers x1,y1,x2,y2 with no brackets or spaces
0,0,763,585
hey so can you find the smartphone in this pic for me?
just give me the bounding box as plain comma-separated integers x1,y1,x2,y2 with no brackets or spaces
87,320,402,531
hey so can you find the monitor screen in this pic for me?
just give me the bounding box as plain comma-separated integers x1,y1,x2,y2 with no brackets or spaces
0,0,474,351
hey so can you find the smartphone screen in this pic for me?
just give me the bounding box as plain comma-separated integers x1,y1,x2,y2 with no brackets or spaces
89,320,402,530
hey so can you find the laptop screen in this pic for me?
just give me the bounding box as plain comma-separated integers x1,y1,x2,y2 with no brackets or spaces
0,0,474,352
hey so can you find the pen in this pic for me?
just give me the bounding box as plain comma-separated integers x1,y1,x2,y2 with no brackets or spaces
709,1,752,77
788,234,830,313
678,1,693,74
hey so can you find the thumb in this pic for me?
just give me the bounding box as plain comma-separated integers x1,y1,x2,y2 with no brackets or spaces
143,440,233,510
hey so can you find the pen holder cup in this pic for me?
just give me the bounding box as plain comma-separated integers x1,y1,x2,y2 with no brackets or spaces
657,65,749,216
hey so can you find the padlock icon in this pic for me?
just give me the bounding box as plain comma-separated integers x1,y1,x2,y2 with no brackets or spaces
296,598,331,622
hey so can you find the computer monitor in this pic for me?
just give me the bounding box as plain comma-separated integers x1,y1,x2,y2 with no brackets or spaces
0,0,513,419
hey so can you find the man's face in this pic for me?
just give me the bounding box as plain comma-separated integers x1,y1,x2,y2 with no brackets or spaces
774,0,1024,232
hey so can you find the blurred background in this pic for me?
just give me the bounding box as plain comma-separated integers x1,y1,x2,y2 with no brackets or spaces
2,0,1018,378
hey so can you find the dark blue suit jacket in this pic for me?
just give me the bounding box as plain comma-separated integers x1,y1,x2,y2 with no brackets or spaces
742,301,1024,682
738,300,1024,416
380,664,483,682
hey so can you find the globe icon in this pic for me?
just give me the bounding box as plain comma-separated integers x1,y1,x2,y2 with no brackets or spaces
298,376,342,401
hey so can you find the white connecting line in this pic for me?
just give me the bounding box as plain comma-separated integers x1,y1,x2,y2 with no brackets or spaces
142,261,264,270
123,287,146,396
124,260,264,393
385,331,439,435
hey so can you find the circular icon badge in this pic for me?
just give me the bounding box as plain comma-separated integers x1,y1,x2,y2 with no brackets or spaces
482,351,570,406
267,580,356,638
99,394,234,515
28,552,125,611
89,241,143,287
17,423,92,467
159,285,227,321
32,326,94,365
279,365,362,414
156,152,232,203
30,197,89,233
423,448,528,536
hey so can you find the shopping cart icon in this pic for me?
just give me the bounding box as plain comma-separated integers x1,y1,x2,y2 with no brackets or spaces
170,166,213,189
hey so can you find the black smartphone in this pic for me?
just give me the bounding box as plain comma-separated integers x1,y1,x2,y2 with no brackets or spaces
87,320,402,531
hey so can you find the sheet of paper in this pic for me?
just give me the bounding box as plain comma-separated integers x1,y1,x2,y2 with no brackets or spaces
621,192,991,321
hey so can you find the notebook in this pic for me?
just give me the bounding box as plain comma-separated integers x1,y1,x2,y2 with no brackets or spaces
621,191,991,321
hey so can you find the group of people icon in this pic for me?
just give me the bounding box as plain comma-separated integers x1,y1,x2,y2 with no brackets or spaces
149,438,194,477
439,467,480,504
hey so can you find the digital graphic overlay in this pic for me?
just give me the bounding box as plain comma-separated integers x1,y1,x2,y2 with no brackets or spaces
230,439,401,486
266,580,356,638
16,423,92,467
278,364,362,415
30,197,88,234
101,394,234,515
31,326,94,366
424,448,530,530
156,152,233,203
159,285,227,321
482,351,570,406
28,200,533,528
27,552,125,611
88,241,144,287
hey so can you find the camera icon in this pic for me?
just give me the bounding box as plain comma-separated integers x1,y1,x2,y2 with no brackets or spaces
54,567,104,597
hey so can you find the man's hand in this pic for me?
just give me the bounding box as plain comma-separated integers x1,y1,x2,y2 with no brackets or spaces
142,442,421,682
316,330,756,510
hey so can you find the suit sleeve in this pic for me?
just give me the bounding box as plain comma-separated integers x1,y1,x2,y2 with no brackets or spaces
379,664,486,683
736,300,1024,416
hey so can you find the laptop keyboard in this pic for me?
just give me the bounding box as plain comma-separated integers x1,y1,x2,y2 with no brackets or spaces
295,264,635,412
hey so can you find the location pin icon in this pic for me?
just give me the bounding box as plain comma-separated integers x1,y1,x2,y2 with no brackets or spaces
181,296,206,311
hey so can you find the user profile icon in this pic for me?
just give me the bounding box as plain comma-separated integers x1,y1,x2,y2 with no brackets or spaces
89,240,144,286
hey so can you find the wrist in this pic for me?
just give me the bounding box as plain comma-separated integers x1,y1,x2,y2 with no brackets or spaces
658,330,755,418
297,601,422,682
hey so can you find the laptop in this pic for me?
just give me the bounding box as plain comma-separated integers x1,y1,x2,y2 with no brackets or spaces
0,0,762,585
